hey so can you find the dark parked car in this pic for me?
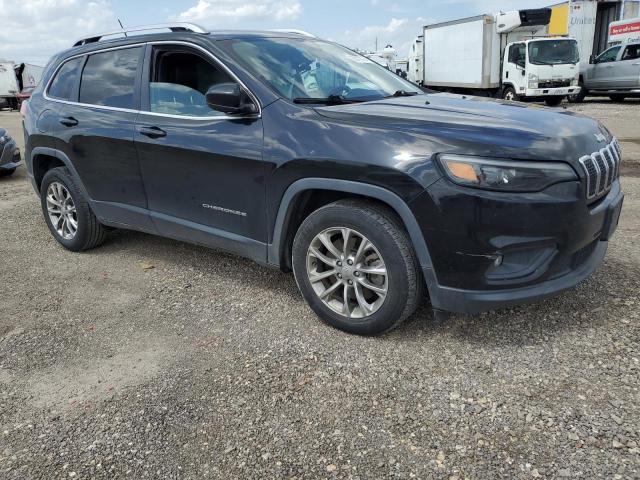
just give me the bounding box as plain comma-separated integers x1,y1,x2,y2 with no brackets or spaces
0,128,20,177
23,24,624,335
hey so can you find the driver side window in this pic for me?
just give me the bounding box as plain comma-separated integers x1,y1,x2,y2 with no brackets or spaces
149,47,232,117
596,46,621,63
509,44,525,67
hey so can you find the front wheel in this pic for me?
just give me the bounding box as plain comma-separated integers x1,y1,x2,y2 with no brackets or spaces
567,84,587,103
544,96,564,107
502,86,519,102
292,200,423,335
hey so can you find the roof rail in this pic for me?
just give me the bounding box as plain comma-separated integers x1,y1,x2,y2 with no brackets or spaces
73,23,208,47
270,29,316,38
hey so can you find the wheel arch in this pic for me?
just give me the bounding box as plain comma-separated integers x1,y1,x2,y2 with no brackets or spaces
268,178,437,287
501,83,516,96
31,147,89,198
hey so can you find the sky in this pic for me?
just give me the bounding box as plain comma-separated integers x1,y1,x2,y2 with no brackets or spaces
0,0,554,65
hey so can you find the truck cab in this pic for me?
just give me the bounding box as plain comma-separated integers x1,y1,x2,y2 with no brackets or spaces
502,38,581,106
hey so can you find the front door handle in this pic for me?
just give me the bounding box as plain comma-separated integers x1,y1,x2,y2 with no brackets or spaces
59,116,78,127
633,62,640,65
139,126,167,139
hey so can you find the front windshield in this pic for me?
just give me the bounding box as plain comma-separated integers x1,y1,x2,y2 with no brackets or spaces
528,40,579,65
220,37,422,102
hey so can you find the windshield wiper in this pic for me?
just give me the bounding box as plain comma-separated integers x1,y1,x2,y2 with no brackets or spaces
293,95,366,105
385,90,420,98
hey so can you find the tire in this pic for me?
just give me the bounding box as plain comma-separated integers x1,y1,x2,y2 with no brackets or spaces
609,94,626,102
40,167,107,252
544,96,564,107
502,86,519,102
0,167,17,177
292,199,423,336
567,84,587,103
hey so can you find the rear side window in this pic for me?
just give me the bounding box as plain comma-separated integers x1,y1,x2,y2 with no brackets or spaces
622,45,640,61
48,57,83,101
79,47,142,109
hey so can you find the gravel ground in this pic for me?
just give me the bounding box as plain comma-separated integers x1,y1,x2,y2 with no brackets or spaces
1,98,639,479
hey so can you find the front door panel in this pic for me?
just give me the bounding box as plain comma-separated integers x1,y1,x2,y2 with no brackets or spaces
135,114,265,242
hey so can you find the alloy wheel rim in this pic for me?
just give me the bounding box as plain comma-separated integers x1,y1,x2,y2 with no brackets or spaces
306,227,388,319
46,182,78,240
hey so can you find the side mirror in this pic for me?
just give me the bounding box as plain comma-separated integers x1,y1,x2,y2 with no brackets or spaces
205,83,258,115
589,54,595,64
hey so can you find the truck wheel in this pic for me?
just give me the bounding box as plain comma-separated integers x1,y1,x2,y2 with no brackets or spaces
502,86,519,102
567,85,587,103
544,96,563,107
40,167,107,252
609,94,626,102
292,199,423,336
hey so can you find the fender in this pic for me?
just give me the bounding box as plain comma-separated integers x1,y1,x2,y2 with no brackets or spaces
29,147,90,199
268,178,438,290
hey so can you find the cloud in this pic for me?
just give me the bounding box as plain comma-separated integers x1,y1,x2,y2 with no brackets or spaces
336,17,429,58
176,0,302,25
0,0,117,65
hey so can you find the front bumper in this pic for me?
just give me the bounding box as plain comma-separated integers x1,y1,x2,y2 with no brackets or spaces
524,86,580,97
410,177,623,314
0,139,21,171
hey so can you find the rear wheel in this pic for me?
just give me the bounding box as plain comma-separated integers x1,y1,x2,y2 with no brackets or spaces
502,86,519,102
40,167,107,252
544,96,564,107
609,94,626,102
292,199,422,336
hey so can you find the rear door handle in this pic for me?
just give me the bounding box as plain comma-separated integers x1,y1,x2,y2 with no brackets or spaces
59,116,78,127
633,62,640,65
139,126,167,139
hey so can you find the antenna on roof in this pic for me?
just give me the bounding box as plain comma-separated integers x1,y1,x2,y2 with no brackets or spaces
118,19,127,37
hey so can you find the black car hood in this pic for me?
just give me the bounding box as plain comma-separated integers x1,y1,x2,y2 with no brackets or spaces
314,93,609,162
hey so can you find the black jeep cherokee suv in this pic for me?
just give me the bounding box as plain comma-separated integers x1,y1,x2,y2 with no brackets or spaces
23,24,624,335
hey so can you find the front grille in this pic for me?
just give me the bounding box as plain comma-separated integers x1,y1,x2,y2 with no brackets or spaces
539,79,571,88
579,138,621,200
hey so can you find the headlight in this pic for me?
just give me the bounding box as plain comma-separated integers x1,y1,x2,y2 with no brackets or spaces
439,154,578,192
0,136,5,144
528,73,539,89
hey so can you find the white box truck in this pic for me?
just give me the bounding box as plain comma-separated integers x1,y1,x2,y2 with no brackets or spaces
415,9,582,106
16,63,44,89
0,61,20,110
